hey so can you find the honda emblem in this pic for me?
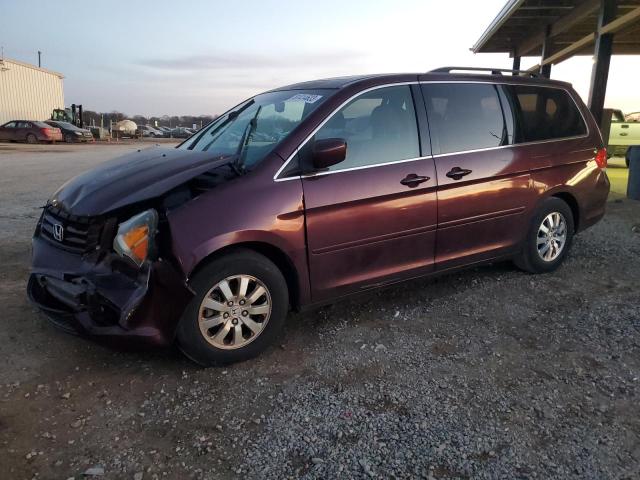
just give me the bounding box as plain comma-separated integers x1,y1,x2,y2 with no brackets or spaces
53,223,64,242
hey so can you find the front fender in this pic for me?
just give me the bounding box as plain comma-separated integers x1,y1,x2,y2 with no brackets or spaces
185,229,302,279
166,158,311,305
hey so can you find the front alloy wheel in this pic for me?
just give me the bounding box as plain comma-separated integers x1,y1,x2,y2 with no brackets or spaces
177,249,288,366
199,275,271,349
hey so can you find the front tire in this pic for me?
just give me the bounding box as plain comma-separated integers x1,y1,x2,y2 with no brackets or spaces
514,197,574,273
64,134,73,143
177,249,289,366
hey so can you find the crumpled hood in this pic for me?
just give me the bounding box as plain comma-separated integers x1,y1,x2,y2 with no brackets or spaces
50,146,233,216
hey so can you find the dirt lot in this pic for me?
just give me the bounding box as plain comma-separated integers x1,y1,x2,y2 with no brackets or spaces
1,143,639,480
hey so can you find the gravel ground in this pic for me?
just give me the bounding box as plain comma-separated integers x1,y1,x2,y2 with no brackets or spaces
1,143,639,480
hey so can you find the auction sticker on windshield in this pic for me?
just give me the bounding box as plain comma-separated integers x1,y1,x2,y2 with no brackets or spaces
287,94,323,103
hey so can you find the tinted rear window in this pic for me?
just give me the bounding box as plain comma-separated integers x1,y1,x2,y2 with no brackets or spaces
422,83,511,155
510,85,586,142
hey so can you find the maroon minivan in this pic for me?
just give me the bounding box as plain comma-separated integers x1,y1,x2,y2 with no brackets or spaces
28,68,610,365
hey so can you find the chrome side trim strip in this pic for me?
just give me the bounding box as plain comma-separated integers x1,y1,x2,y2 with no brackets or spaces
274,80,592,182
280,155,434,182
313,223,437,255
437,206,526,230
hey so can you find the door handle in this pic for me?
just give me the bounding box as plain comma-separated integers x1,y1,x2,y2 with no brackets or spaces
400,173,430,187
446,167,472,180
620,132,628,136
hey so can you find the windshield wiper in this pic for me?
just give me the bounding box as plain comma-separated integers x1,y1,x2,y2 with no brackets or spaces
226,160,244,176
234,105,262,173
189,99,255,151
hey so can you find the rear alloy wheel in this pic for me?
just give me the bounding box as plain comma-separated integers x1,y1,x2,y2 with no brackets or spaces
26,133,37,144
514,197,574,273
536,212,567,262
177,249,288,366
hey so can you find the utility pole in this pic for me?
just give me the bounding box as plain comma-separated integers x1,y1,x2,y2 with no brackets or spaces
37,50,41,67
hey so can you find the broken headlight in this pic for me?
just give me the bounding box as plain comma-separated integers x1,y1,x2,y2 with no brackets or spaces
113,209,158,266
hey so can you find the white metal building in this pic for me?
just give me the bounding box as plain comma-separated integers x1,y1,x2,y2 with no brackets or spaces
0,57,65,124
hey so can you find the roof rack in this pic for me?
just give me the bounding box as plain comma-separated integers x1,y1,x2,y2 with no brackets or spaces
429,66,539,78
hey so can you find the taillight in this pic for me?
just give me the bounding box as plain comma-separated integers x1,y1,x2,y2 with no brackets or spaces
594,147,607,169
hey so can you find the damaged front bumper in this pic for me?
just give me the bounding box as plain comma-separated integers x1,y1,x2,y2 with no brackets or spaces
27,237,193,347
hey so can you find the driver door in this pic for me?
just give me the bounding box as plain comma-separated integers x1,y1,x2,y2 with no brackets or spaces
300,85,437,302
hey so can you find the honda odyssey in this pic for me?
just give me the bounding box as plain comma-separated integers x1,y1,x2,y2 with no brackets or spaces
28,68,610,365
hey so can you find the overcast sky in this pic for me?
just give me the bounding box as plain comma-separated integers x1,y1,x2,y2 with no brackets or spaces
2,0,639,116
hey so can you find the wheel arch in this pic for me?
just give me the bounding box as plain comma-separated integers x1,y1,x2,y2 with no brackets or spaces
533,186,581,233
187,241,301,309
549,191,580,232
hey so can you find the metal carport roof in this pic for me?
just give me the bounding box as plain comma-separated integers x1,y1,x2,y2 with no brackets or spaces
471,0,640,125
472,0,640,61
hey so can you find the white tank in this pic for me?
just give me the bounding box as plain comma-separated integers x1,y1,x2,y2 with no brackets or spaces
113,119,137,135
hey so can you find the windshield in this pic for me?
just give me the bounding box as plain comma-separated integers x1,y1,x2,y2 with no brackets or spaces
180,89,331,170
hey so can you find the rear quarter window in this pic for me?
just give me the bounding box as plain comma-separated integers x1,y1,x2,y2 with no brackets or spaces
510,85,587,142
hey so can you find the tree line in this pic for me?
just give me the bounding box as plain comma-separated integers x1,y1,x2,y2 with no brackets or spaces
81,110,217,129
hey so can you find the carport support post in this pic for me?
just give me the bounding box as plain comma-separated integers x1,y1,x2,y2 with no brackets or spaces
512,53,521,72
588,0,617,126
539,25,553,78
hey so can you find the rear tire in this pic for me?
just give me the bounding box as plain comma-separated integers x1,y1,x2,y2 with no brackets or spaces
177,249,289,366
514,197,574,273
64,134,73,143
26,134,37,144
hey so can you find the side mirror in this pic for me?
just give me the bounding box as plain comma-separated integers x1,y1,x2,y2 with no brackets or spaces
312,138,347,170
